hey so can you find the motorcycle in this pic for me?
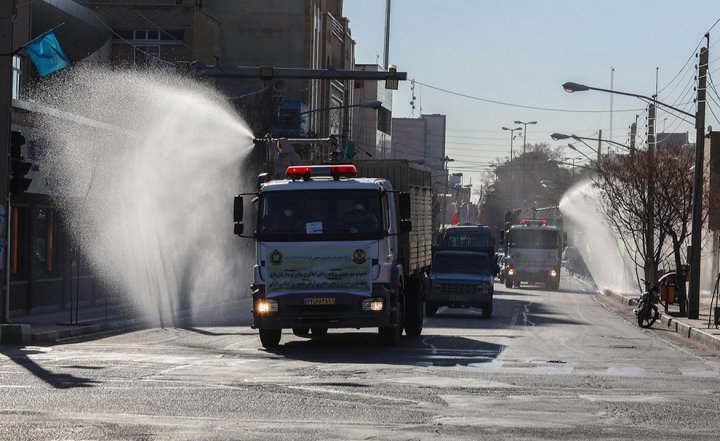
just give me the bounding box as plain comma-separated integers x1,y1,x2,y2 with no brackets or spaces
634,282,660,328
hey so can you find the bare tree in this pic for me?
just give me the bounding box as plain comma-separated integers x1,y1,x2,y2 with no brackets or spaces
593,151,666,291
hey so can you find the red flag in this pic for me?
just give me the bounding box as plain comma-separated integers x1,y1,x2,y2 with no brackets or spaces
450,211,458,225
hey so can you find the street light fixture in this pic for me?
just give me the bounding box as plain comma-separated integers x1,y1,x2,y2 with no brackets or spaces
567,143,595,162
548,158,594,170
563,75,705,319
514,120,537,199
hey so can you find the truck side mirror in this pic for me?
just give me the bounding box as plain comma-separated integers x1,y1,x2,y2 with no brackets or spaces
233,195,243,223
234,223,244,236
399,219,412,233
562,232,568,247
499,230,505,245
398,192,411,220
256,173,270,190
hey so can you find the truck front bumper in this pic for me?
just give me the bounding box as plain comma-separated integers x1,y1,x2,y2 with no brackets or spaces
426,286,493,308
252,284,398,330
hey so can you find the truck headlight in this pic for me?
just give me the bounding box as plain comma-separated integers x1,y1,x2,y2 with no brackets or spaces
362,297,384,311
255,299,278,314
507,268,515,276
549,269,558,277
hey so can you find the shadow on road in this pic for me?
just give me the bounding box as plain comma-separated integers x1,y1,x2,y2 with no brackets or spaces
0,347,100,389
427,297,589,328
265,333,505,367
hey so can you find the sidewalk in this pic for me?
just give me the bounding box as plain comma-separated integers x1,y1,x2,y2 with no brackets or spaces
602,289,720,353
1,302,148,345
0,298,252,345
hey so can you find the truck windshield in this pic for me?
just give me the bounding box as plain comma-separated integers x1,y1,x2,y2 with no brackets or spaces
438,230,492,247
507,229,557,249
258,189,384,241
433,253,490,275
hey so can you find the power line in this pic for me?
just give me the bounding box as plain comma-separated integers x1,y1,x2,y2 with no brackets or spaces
414,81,645,114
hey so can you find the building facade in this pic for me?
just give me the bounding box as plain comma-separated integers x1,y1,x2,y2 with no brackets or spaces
352,64,393,159
4,0,373,316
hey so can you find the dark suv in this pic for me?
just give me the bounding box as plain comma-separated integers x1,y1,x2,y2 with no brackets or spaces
426,250,494,319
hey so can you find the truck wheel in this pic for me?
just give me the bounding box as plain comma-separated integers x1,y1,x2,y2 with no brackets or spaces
311,327,328,337
403,282,424,337
513,279,521,288
425,302,438,318
505,279,513,289
259,329,281,348
547,280,560,290
481,302,493,319
378,326,400,346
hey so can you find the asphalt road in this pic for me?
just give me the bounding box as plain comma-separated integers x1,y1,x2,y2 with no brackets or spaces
2,275,720,440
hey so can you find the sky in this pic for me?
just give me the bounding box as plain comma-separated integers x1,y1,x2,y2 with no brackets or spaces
343,0,720,194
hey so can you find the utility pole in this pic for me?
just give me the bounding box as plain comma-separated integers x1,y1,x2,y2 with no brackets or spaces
383,0,391,70
597,129,602,163
688,40,709,320
630,121,637,151
647,102,657,290
442,155,453,226
0,0,13,323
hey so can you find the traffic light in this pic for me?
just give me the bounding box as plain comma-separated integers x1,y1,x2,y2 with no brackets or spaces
10,131,31,194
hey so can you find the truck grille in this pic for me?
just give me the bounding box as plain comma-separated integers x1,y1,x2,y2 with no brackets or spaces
286,304,355,314
435,283,487,294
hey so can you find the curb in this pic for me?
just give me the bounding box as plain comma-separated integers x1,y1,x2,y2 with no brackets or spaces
659,314,720,353
31,317,150,345
0,324,32,345
600,290,720,353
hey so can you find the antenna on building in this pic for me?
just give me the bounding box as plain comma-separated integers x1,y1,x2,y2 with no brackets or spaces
409,79,416,117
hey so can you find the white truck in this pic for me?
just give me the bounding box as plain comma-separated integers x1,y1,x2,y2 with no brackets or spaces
233,160,432,347
501,218,566,290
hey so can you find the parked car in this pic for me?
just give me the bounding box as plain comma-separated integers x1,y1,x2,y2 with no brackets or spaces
426,250,494,319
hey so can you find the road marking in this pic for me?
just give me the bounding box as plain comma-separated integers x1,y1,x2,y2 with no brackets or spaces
606,365,646,377
679,368,720,378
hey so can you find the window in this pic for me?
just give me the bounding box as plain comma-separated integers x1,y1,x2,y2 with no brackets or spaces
11,55,21,100
377,107,391,134
33,208,55,274
133,30,160,40
134,45,160,67
507,229,558,249
258,190,383,241
432,252,490,275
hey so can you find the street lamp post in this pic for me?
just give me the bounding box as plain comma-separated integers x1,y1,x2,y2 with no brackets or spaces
502,126,522,201
563,64,707,319
515,120,537,200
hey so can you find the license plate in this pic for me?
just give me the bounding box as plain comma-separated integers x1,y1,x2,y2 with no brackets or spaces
304,297,336,305
448,295,469,302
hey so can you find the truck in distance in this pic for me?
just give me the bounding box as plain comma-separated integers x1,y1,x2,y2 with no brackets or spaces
500,218,566,290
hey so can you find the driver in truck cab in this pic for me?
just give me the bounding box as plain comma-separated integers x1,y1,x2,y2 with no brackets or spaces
342,200,380,233
270,204,305,233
